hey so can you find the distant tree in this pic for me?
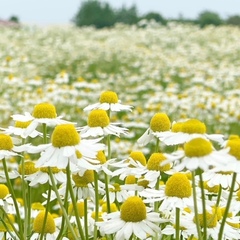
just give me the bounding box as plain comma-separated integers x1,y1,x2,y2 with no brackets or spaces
72,0,115,28
226,15,240,26
9,15,19,23
115,5,139,25
197,11,223,28
142,12,167,25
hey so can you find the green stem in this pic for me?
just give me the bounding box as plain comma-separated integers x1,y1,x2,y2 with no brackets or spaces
104,173,111,213
191,171,202,240
56,182,69,240
218,172,237,240
93,171,99,240
48,167,78,239
27,184,32,237
175,207,180,240
39,185,52,240
42,123,47,144
154,176,160,212
155,138,160,152
2,157,24,239
199,172,207,239
66,163,85,240
84,198,88,239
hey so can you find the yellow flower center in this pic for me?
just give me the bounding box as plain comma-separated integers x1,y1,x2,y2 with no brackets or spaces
137,178,150,188
76,150,83,159
120,196,146,222
99,91,118,103
165,173,191,198
181,119,206,134
40,167,61,174
194,211,217,228
87,110,110,127
102,203,118,212
150,113,171,132
109,183,121,192
68,202,84,217
226,139,240,160
0,134,13,150
129,151,146,166
0,223,12,232
96,151,107,164
33,211,56,234
184,138,212,157
236,190,240,201
32,202,45,211
14,121,31,128
51,124,80,147
91,211,103,221
172,122,184,132
203,182,219,194
147,153,170,171
18,161,39,175
0,184,9,199
32,103,57,119
72,170,94,187
212,206,222,220
125,175,136,184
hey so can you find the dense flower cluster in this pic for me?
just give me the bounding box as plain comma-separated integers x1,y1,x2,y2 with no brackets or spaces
0,23,240,240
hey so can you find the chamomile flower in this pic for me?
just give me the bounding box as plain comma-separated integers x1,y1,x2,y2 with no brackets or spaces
31,210,58,240
0,184,14,212
27,124,105,169
83,90,133,112
0,120,42,139
137,112,171,146
25,166,66,187
79,109,128,138
155,119,224,146
0,134,27,159
97,196,163,240
12,102,73,138
162,137,233,172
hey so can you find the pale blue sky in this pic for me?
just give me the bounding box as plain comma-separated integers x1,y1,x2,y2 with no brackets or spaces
0,0,240,26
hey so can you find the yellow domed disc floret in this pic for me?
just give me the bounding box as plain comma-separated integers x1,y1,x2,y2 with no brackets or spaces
181,119,206,134
72,170,94,187
147,153,171,171
0,134,13,150
51,124,80,148
150,113,171,132
184,138,212,157
33,211,56,234
32,103,57,119
165,173,191,198
120,196,146,222
99,91,118,104
87,110,110,128
226,139,240,160
129,151,146,166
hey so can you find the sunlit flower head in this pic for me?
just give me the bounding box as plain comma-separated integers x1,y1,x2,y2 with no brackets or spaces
79,109,128,138
162,137,233,172
155,118,224,146
137,112,171,146
12,102,73,138
31,210,58,240
97,196,163,240
27,124,105,169
0,120,42,139
83,90,133,112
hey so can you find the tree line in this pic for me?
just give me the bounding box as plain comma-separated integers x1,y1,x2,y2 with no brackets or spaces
72,0,240,28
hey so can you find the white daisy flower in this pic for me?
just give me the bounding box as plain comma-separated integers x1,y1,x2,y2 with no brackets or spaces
155,118,224,146
26,124,105,169
31,210,59,240
0,134,28,159
79,109,128,138
97,196,164,240
137,112,171,146
25,167,66,187
83,90,133,112
12,102,73,138
161,137,234,172
0,120,42,139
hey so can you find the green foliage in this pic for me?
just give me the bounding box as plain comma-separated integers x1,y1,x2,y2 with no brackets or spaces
197,11,223,28
114,5,139,25
226,15,240,26
141,12,167,25
9,15,19,23
72,0,115,28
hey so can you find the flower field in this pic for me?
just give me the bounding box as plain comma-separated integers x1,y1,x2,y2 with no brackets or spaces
0,22,240,239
